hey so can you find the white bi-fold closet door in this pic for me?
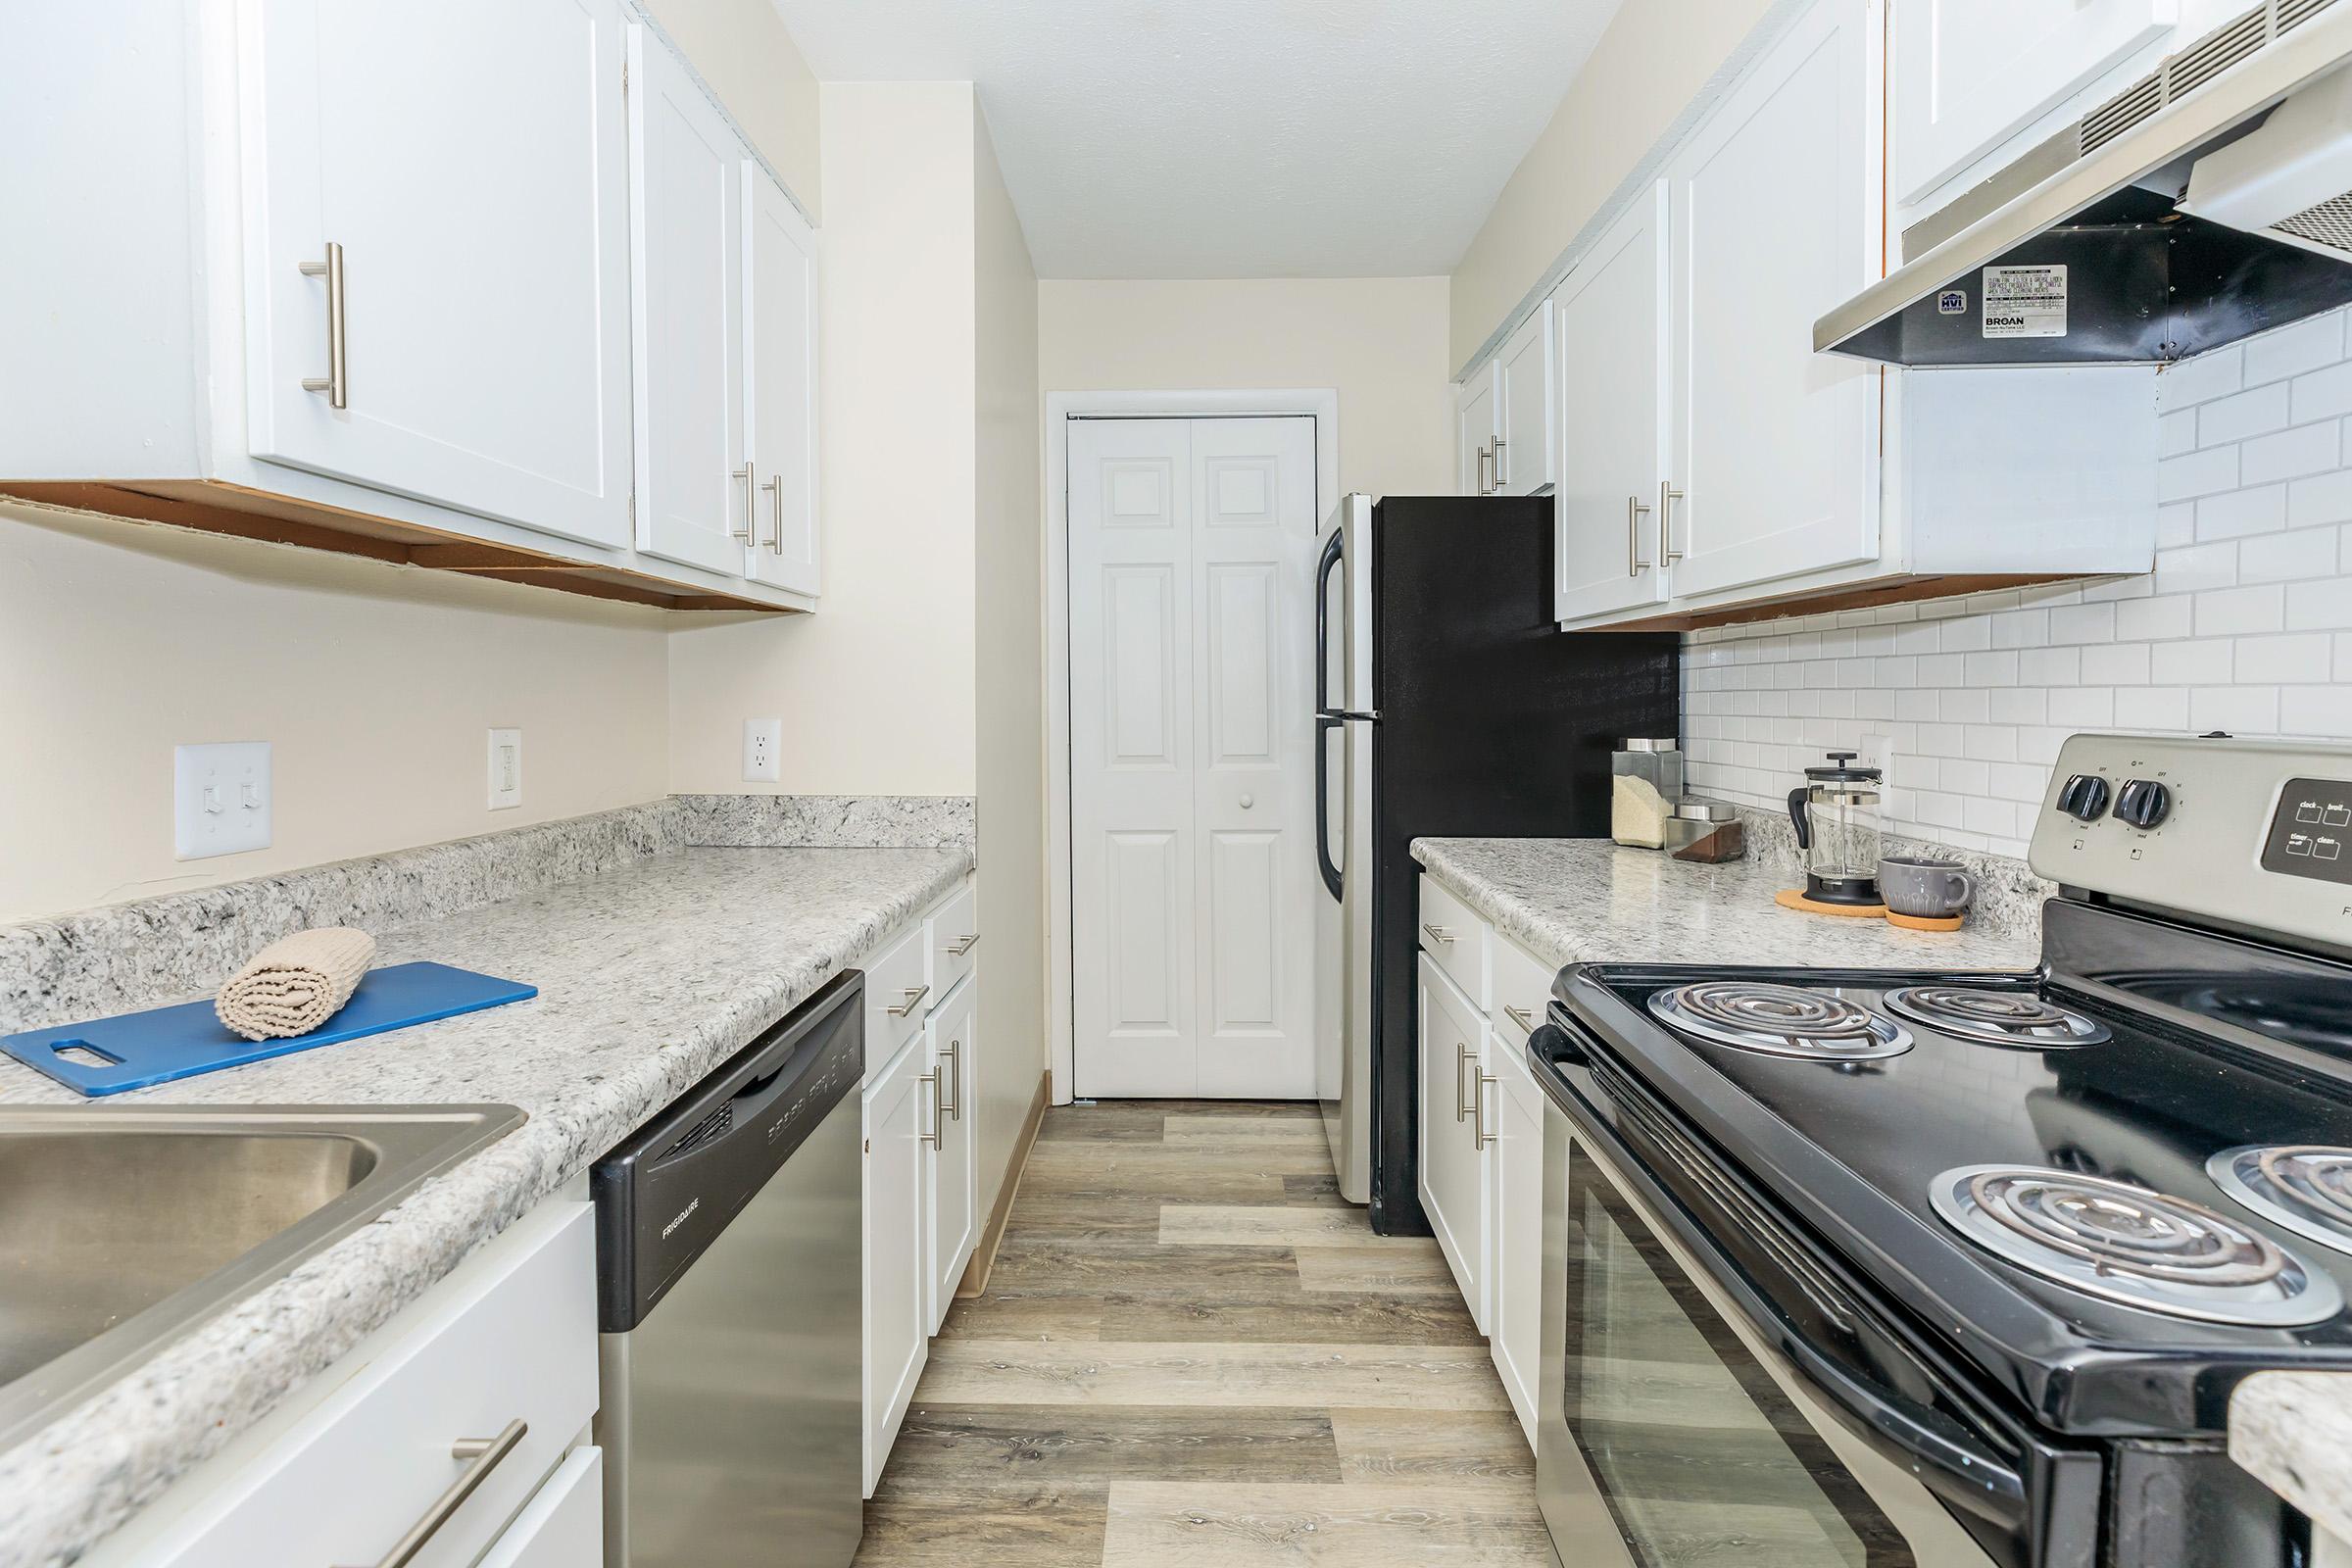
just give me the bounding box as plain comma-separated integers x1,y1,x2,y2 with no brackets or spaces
1068,416,1319,1099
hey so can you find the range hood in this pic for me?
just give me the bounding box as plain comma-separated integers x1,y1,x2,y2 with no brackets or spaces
1819,0,2352,366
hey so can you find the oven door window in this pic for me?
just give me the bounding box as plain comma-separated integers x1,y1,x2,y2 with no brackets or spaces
1564,1143,1916,1567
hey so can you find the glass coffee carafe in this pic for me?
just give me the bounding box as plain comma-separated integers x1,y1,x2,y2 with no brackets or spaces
1787,751,1883,906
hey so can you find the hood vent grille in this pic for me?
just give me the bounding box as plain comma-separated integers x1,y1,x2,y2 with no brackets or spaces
2276,189,2352,250
2082,0,2335,154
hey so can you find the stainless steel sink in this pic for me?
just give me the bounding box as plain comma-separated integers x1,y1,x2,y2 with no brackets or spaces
0,1104,525,1448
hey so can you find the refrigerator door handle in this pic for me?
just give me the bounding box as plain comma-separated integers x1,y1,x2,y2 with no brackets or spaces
1313,524,1345,715
1314,714,1344,900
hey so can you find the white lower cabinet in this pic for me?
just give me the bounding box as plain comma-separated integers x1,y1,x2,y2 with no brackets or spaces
1417,952,1489,1334
861,1017,932,1497
924,969,980,1334
1487,1022,1544,1446
91,1201,600,1568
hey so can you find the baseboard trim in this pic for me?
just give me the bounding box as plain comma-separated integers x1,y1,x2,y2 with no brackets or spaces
956,1068,1050,1299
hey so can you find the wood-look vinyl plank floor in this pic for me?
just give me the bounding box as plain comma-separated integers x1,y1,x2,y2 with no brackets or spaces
852,1100,1540,1568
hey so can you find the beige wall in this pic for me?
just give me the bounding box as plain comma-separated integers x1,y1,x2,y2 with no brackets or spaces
971,105,1048,1223
1447,0,1776,370
641,0,823,218
667,83,980,795
0,506,669,922
1038,277,1454,498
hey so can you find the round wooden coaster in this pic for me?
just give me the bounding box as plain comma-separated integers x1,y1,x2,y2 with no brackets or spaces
1886,908,1966,932
1774,888,1889,918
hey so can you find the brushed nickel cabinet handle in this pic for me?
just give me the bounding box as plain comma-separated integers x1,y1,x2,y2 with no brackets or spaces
945,1035,962,1120
1455,1041,1473,1122
730,462,757,540
948,933,980,956
1475,1071,1497,1150
1494,436,1510,489
1503,1004,1535,1031
298,242,347,410
1473,444,1490,496
1627,496,1652,576
760,473,784,553
919,1071,942,1148
886,984,930,1017
1422,923,1455,946
339,1418,526,1568
1661,481,1686,563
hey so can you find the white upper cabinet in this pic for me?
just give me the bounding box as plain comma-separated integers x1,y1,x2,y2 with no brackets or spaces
1457,370,1497,495
243,0,634,549
743,166,822,596
1552,183,1670,625
629,26,748,577
1891,0,2176,209
1493,307,1555,497
1666,0,1883,601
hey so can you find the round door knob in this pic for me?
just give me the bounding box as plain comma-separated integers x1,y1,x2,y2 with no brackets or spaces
2115,778,2172,830
2056,773,2111,822
1239,794,1254,809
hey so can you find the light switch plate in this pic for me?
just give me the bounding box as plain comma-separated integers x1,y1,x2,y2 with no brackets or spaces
743,717,781,783
488,727,522,810
174,742,272,860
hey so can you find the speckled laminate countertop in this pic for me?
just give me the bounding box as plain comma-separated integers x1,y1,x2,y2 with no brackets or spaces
2231,1373,2352,1544
1410,836,2043,972
0,845,969,1568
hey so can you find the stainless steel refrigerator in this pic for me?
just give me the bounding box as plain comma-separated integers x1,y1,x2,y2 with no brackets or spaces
1314,494,1679,1233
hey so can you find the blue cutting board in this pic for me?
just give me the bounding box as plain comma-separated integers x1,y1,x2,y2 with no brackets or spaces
2,961,537,1097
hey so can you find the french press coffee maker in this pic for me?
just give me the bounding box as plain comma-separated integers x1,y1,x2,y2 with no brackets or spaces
1787,750,1884,906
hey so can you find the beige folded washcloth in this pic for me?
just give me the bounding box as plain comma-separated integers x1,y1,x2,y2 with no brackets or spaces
215,927,377,1042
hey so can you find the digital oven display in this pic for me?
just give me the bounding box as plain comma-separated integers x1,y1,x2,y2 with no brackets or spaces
2264,778,2352,885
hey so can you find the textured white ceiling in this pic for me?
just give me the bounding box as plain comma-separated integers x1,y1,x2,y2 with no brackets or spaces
768,0,1624,277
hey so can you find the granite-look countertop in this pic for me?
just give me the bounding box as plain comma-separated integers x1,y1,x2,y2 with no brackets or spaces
2231,1373,2352,1544
1411,837,2043,972
0,845,969,1568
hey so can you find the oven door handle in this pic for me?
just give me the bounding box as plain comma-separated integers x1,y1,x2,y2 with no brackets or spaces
1530,1024,2031,1536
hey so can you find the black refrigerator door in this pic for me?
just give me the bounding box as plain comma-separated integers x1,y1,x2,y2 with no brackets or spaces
1364,495,1679,1236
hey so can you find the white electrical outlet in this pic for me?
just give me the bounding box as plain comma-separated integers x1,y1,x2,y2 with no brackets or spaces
743,718,782,783
488,727,522,809
174,742,272,860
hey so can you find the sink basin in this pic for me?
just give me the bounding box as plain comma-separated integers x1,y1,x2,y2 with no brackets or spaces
0,1104,525,1449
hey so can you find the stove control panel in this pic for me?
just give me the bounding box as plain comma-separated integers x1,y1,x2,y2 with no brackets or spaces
2031,734,2352,952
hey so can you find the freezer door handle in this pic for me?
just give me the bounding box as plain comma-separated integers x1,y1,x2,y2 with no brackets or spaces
1314,714,1343,901
1313,525,1345,714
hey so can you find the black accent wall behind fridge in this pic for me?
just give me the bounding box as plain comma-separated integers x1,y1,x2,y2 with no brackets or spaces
1367,496,1679,1235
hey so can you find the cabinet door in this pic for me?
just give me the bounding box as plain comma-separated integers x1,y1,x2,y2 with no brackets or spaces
1488,1033,1543,1448
627,27,748,577
1667,0,1883,600
743,164,820,596
1417,955,1487,1332
1494,307,1555,496
1456,369,1496,496
1554,183,1671,624
476,1447,602,1568
924,974,978,1334
862,1034,930,1495
242,0,633,548
1893,0,2173,207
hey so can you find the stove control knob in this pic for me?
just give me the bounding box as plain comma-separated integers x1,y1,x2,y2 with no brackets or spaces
2115,778,2172,830
2056,773,2111,822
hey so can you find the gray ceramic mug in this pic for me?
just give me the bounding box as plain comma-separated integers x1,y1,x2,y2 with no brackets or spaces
1880,857,1976,918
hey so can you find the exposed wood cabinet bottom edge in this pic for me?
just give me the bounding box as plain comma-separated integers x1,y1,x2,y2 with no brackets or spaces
0,480,807,614
956,1068,1052,1301
1564,569,2113,634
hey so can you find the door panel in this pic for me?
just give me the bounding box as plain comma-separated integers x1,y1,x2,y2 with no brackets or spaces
1071,416,1317,1098
1667,2,1882,600
1495,308,1555,496
243,0,632,547
925,977,977,1331
861,1035,928,1495
744,165,819,594
1418,955,1486,1330
1555,182,1672,624
628,27,746,576
1457,371,1496,495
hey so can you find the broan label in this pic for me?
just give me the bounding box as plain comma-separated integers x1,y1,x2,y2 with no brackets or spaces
1982,265,2067,339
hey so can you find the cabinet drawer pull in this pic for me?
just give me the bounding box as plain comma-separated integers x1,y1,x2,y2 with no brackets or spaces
298,242,348,411
730,462,758,540
944,1035,962,1120
947,933,980,956
760,473,785,553
1660,481,1686,563
1474,444,1491,496
919,1071,942,1148
1503,1004,1536,1032
886,984,930,1017
1422,923,1455,947
1455,1041,1474,1122
1474,1071,1497,1150
341,1418,526,1568
1494,436,1509,488
1627,495,1652,576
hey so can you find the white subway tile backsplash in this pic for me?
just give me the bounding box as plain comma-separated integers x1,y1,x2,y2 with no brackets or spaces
1680,308,2352,858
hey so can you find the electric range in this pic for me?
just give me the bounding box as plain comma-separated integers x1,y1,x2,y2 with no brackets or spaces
1529,734,2352,1568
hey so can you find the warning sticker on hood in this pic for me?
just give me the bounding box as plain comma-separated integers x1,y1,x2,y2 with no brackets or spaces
1982,265,2067,339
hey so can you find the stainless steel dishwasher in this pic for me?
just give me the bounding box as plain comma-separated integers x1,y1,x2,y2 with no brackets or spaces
592,970,863,1568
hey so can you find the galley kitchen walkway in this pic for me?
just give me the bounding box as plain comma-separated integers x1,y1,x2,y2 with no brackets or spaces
852,1099,1550,1566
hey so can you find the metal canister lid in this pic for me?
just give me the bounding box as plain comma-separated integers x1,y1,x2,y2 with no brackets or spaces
1672,798,1738,821
1616,737,1679,753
